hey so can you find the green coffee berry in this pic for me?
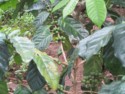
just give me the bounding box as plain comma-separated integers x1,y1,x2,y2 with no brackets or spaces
55,31,58,33
54,16,58,19
62,41,65,43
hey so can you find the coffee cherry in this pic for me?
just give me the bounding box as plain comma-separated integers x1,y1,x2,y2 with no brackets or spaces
86,80,90,84
82,79,86,83
53,27,57,31
51,21,55,25
53,21,57,24
47,8,52,12
54,16,58,19
62,41,65,43
56,27,60,31
54,31,57,33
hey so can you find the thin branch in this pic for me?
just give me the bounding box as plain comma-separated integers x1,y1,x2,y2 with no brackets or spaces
62,90,73,94
57,32,68,65
60,42,68,64
79,91,98,94
77,59,86,68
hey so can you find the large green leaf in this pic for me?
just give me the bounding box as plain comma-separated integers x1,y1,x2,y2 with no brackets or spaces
33,49,60,90
32,26,52,50
63,0,79,18
8,29,20,39
10,36,35,63
0,0,18,11
50,0,55,4
52,0,69,12
103,39,125,75
27,0,58,12
99,81,125,94
58,17,89,42
112,24,125,67
0,81,8,94
84,55,103,76
111,0,125,7
27,0,47,11
34,11,50,29
0,0,7,3
78,26,115,60
13,0,35,18
13,0,26,18
86,0,107,27
26,61,46,91
14,85,31,94
0,32,6,40
0,33,10,80
60,48,79,85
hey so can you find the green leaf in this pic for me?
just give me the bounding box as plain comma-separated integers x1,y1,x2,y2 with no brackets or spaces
78,26,115,60
0,81,8,94
0,33,10,80
33,89,47,94
32,26,52,50
26,61,46,91
99,81,125,94
58,17,89,42
50,0,55,4
84,55,103,75
13,0,26,18
52,0,69,12
10,36,35,63
105,0,111,8
14,85,31,94
33,49,60,90
27,0,46,11
0,0,18,11
8,29,20,39
63,0,79,18
14,53,22,65
113,24,125,67
86,0,107,27
115,17,125,24
34,11,50,29
60,48,79,85
0,33,6,40
57,90,65,94
111,0,125,7
103,39,125,75
62,33,72,51
13,0,34,18
0,0,7,3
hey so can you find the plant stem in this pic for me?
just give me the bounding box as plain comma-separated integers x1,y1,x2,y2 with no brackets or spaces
60,41,68,64
62,90,72,94
73,58,79,94
79,91,98,94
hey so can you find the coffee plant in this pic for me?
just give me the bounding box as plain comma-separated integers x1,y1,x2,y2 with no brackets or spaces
0,0,125,94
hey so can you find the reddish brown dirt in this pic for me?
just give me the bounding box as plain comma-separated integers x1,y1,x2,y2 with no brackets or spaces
112,7,125,16
46,42,83,94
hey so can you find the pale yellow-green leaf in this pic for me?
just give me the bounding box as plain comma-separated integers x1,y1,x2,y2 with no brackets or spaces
33,49,60,90
86,0,107,27
10,36,35,63
50,0,55,4
52,0,69,12
63,0,79,18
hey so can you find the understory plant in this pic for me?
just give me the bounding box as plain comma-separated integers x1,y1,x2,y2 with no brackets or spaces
0,0,125,94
